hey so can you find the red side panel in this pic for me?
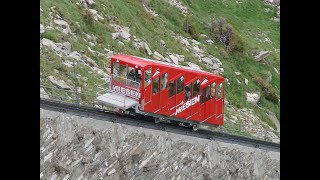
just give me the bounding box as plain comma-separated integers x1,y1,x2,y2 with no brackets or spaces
159,89,169,114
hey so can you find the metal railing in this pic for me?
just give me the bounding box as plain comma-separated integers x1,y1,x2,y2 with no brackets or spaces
97,74,141,100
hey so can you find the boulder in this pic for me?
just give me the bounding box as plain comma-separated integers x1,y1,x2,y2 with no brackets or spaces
88,9,104,21
191,39,201,45
48,76,71,90
69,52,82,61
206,39,214,44
169,54,179,65
187,62,201,70
266,71,272,83
160,40,166,47
53,19,72,34
80,0,95,8
211,57,222,65
112,32,120,40
85,57,98,67
245,78,248,85
246,92,260,105
143,42,152,56
119,31,131,41
255,51,272,61
201,57,213,65
41,38,57,49
40,24,45,34
118,41,124,46
40,88,50,99
152,51,165,61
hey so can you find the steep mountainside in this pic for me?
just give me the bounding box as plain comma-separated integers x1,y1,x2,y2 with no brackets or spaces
40,0,280,139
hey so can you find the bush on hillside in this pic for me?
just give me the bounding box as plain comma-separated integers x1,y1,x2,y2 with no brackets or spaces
82,10,94,25
41,31,60,42
219,47,229,58
96,36,104,44
183,16,199,40
253,76,279,104
210,17,244,53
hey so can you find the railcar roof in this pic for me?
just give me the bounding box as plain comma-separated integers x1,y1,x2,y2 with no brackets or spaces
112,54,224,80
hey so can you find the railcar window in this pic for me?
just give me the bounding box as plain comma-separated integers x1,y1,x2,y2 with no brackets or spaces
211,82,216,98
144,68,152,87
160,73,168,91
193,79,200,97
177,76,184,93
169,80,176,97
218,83,223,99
185,84,191,100
153,77,159,94
200,88,205,104
206,86,211,101
118,64,127,77
112,62,119,75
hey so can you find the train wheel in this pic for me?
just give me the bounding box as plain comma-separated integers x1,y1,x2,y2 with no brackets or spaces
128,108,136,116
192,124,198,131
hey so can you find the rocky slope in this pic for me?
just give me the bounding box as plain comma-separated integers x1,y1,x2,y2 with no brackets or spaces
40,108,280,180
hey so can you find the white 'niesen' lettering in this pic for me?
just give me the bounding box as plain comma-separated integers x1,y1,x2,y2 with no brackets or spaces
175,95,200,115
112,85,140,98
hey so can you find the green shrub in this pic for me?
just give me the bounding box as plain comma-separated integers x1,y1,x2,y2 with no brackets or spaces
253,76,279,104
96,36,104,44
227,33,244,53
41,31,59,42
219,47,229,58
183,16,199,40
82,9,94,25
210,17,244,53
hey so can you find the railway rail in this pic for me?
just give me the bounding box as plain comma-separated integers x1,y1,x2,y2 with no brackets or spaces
40,98,280,152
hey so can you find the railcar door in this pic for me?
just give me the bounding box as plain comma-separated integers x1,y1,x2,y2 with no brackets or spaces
216,81,224,125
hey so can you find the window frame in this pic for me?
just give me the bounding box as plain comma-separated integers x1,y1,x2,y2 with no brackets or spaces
153,76,160,95
192,79,200,98
211,82,216,98
144,67,152,87
169,80,176,98
217,82,223,100
160,73,168,91
177,76,184,94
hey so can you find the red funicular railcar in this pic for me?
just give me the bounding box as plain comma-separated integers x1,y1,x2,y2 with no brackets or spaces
96,54,224,130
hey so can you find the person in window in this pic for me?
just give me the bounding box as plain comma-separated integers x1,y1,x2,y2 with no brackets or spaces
135,69,142,83
206,87,210,100
127,69,135,81
185,86,191,101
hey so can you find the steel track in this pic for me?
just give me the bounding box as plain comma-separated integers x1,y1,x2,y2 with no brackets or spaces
40,98,280,152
